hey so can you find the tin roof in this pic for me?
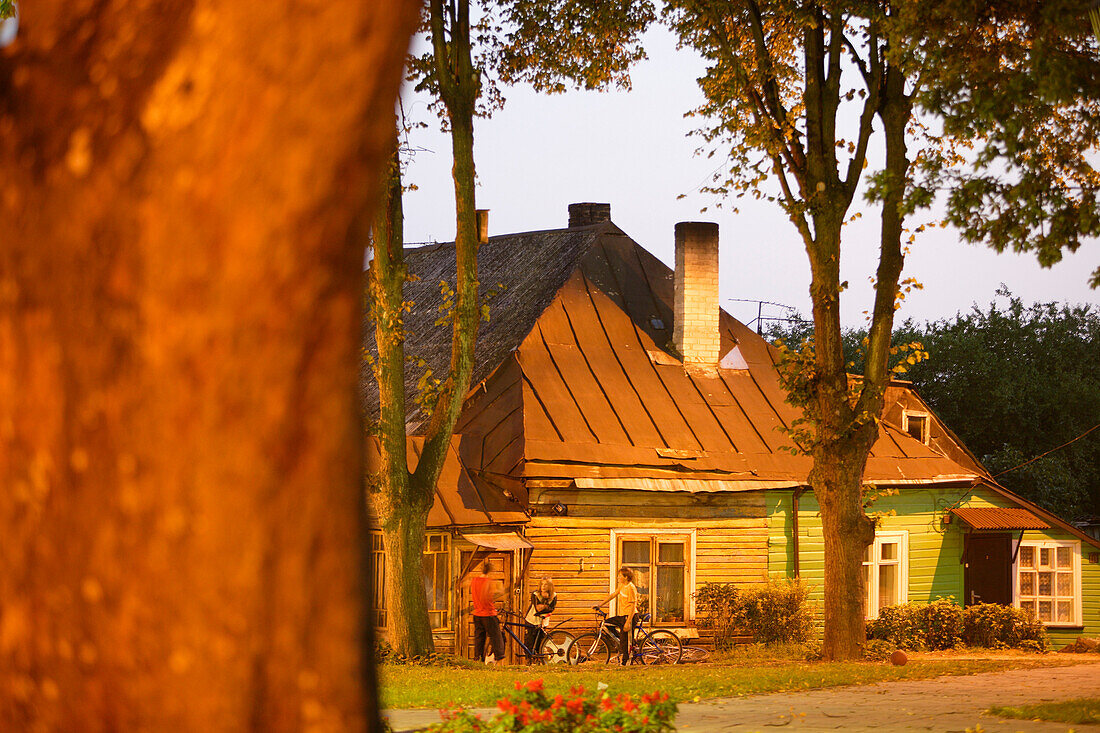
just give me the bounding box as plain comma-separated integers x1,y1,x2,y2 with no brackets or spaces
951,507,1050,530
365,436,528,528
363,218,983,488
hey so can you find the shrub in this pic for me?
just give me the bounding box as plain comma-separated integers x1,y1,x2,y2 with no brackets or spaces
695,579,815,647
863,638,895,661
924,598,964,651
962,603,1047,651
428,680,678,732
867,600,1047,652
866,603,928,650
693,583,741,650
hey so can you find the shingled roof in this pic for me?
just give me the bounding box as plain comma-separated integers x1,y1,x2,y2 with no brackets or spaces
362,222,610,431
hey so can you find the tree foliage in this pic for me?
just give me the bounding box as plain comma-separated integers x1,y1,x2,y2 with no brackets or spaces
664,0,1099,659
767,291,1100,520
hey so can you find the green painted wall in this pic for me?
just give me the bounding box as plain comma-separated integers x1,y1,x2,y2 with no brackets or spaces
766,485,1100,647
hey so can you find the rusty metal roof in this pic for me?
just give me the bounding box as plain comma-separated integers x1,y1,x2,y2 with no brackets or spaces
951,507,1050,530
365,436,528,528
364,219,984,490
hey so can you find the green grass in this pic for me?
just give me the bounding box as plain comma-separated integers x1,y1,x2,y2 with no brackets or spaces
988,698,1100,725
380,656,1072,709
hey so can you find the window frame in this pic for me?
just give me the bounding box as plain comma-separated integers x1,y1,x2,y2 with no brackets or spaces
1013,539,1082,627
609,528,696,626
901,410,930,445
370,531,387,629
422,533,451,631
862,530,909,620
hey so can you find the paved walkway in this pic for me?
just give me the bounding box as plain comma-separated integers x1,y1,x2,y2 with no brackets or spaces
384,663,1100,732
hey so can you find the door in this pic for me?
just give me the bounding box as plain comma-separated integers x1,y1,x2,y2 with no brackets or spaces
965,533,1012,606
457,551,514,663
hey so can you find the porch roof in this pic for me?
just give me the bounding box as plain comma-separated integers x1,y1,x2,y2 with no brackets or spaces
951,506,1050,530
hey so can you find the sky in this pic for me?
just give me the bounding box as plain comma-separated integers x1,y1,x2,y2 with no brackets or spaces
399,25,1098,331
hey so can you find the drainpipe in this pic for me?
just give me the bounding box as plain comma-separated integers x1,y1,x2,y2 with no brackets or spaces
792,487,806,578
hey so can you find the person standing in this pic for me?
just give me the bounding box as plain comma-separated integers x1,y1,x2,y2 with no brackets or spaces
523,577,558,662
597,567,638,665
471,560,505,664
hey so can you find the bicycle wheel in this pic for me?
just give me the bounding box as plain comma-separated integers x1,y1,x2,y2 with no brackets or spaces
679,645,710,663
638,629,682,665
539,630,574,665
567,632,612,664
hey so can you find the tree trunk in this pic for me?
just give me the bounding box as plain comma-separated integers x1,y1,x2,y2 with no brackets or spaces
807,214,877,662
0,1,418,729
380,503,435,657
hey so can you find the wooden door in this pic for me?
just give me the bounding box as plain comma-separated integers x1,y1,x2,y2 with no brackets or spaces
457,552,514,663
965,533,1012,606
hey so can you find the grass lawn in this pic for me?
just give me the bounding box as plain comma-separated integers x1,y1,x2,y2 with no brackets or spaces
380,651,1076,709
988,698,1100,725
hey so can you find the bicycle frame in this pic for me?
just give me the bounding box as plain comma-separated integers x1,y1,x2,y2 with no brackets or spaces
497,610,574,662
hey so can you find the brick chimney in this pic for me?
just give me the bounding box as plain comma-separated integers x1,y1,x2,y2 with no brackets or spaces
476,209,489,243
674,221,720,367
568,202,611,228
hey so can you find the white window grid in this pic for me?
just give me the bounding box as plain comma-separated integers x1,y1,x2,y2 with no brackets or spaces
863,531,909,619
1014,540,1081,627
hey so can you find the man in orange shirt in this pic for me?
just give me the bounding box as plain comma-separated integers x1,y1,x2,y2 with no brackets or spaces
471,560,505,664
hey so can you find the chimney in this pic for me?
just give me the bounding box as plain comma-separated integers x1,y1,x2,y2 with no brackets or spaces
476,209,489,243
568,202,611,228
674,221,720,367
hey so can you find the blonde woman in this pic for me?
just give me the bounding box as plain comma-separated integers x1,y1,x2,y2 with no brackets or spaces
596,566,637,665
523,577,557,661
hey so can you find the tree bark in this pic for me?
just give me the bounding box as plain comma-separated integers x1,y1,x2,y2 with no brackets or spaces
0,0,418,729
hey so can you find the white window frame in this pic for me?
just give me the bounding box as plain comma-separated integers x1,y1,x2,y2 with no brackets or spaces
1013,539,1082,627
901,410,930,445
609,528,697,623
863,531,909,619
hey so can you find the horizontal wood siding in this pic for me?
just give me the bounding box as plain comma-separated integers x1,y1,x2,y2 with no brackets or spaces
524,515,767,636
767,485,1100,646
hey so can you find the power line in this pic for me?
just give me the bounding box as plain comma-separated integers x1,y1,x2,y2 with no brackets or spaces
991,422,1100,478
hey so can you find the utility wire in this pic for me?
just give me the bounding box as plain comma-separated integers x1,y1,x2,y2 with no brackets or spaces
991,422,1100,478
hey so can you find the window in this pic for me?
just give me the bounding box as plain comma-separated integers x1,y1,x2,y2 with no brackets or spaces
612,531,692,625
902,411,930,444
371,532,386,628
863,532,909,619
422,534,451,630
1016,541,1080,626
370,531,451,631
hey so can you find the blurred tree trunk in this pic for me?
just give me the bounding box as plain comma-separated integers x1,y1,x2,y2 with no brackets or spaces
0,0,418,730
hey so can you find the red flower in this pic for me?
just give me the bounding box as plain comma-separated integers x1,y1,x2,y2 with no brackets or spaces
525,679,544,693
514,680,523,691
601,697,615,712
497,699,516,714
622,698,637,713
570,685,586,697
566,698,585,715
642,716,650,725
641,693,653,705
551,694,564,710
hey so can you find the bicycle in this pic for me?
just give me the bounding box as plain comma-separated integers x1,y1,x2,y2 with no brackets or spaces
567,607,682,665
495,609,575,664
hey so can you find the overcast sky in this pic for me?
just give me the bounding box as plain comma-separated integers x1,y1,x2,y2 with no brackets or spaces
399,26,1098,330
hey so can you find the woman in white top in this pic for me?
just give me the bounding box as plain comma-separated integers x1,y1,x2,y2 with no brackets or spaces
597,566,638,665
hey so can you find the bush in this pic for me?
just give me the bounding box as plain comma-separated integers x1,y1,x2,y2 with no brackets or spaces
863,638,895,661
962,603,1047,651
924,598,964,651
428,680,678,732
867,600,1047,652
695,578,815,647
866,603,928,650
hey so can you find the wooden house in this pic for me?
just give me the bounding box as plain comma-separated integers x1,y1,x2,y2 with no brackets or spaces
364,202,1100,654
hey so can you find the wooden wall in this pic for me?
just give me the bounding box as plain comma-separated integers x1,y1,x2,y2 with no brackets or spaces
522,512,768,636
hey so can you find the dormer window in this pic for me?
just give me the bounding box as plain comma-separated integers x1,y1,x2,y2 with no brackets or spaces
903,411,930,444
